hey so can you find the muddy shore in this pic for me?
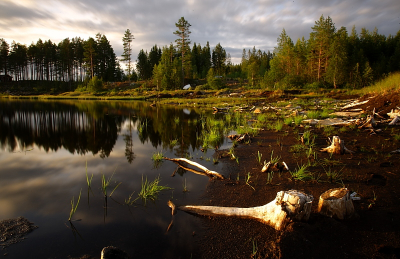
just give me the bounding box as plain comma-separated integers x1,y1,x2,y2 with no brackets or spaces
195,93,400,258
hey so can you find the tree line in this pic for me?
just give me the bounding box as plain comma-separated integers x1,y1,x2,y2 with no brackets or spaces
1,15,400,91
0,33,123,84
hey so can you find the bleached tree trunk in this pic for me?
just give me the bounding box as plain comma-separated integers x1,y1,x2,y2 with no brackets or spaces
317,188,356,220
320,136,354,155
179,190,313,231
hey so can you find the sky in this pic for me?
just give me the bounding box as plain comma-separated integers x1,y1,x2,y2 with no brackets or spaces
1,0,399,65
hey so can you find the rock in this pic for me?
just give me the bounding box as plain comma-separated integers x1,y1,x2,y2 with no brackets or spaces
101,246,128,259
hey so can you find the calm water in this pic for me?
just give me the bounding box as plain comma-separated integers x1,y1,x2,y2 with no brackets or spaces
0,99,230,259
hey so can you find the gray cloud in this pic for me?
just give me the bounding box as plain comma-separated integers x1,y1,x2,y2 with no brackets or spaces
1,0,399,65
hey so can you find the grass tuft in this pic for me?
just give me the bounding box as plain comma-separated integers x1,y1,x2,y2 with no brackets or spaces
139,175,172,203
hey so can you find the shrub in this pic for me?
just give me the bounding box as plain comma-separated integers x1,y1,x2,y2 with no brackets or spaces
87,76,103,92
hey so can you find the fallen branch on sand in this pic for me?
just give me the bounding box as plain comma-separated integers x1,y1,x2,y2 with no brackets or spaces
320,136,354,155
164,157,224,179
178,190,313,231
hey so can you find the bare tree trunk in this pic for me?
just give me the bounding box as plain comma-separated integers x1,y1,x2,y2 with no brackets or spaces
179,190,313,231
317,188,356,220
320,136,354,154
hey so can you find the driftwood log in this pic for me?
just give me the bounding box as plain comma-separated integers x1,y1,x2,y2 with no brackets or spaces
389,116,400,126
387,109,400,119
164,157,224,179
179,190,313,231
320,136,354,154
227,133,251,143
358,115,377,129
261,161,289,173
317,188,356,220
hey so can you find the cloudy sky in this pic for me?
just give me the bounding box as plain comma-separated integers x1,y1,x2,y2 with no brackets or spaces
1,0,399,64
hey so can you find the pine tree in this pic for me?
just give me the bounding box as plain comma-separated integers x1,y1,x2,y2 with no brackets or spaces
173,17,191,87
0,39,9,76
121,29,134,80
212,43,226,76
309,15,336,82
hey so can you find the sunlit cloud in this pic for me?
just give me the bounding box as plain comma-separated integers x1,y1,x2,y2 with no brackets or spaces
0,0,399,64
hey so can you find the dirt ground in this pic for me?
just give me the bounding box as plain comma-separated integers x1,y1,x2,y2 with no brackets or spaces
197,92,400,259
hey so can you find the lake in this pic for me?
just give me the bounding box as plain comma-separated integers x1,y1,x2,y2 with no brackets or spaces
0,99,233,258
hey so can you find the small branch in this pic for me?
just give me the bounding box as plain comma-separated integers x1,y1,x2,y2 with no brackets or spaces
164,157,224,179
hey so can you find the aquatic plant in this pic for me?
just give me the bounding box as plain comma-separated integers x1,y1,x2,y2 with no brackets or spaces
124,191,139,206
68,189,82,221
101,169,121,197
139,175,172,203
151,151,164,168
85,161,93,188
170,139,178,147
174,116,180,124
182,178,189,193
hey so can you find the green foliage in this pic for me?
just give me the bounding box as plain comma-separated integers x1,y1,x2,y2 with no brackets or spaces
206,68,224,90
290,164,312,181
87,76,103,92
68,189,82,221
139,175,172,203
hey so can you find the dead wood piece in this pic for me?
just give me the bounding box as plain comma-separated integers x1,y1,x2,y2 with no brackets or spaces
341,98,371,109
387,109,400,119
317,188,356,220
212,107,230,113
227,133,250,143
320,136,354,155
262,161,289,173
164,157,224,179
389,116,400,125
358,115,376,129
390,149,400,154
179,190,313,231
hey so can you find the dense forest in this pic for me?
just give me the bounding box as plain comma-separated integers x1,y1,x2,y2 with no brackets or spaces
0,15,399,92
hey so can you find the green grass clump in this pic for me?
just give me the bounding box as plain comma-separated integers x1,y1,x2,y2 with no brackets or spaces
293,116,303,126
151,151,164,168
101,169,121,197
284,117,293,126
290,164,312,181
68,189,82,221
307,110,320,119
139,175,172,203
272,120,284,131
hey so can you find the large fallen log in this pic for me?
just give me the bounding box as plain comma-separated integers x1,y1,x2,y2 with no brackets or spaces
320,136,354,154
164,157,224,179
317,188,356,220
178,190,313,231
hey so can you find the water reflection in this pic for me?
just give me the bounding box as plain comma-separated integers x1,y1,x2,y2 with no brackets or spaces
0,100,223,159
0,99,232,258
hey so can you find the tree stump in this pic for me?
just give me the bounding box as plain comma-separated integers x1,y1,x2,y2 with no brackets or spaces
320,136,354,154
317,188,356,220
179,190,313,231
